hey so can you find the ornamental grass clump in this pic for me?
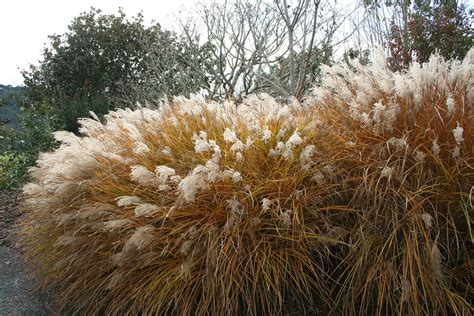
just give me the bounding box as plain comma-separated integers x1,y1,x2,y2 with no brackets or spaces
311,48,473,314
19,95,347,315
19,50,473,315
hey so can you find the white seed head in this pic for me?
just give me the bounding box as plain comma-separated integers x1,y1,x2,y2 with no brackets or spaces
134,203,164,217
194,139,211,154
311,172,325,185
261,126,272,144
432,139,441,156
279,209,293,227
446,95,455,116
231,171,243,184
126,226,155,250
178,173,208,203
387,137,408,150
116,196,142,207
103,219,133,231
299,144,315,165
130,165,156,186
287,130,303,148
161,146,173,157
133,142,150,155
155,166,176,184
223,128,239,143
420,213,433,228
261,198,272,211
381,166,394,179
453,123,464,145
415,150,426,162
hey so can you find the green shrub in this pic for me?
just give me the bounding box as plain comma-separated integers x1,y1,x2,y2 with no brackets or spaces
0,102,58,189
0,152,29,189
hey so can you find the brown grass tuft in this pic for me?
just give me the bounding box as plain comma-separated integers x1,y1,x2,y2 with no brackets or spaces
18,51,473,314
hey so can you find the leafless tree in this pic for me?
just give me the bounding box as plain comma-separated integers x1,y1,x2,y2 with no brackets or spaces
193,0,359,101
195,0,284,99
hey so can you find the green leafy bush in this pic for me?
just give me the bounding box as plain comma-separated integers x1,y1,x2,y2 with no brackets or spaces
22,8,210,133
0,101,57,189
0,152,29,189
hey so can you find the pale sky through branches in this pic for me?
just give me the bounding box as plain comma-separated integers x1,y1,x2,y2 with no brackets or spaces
0,0,197,85
1,0,472,86
0,0,360,86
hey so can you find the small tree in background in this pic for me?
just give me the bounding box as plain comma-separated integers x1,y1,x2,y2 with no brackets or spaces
355,0,472,71
411,0,472,62
23,8,146,131
7,8,211,187
373,0,473,70
22,7,210,132
194,0,355,101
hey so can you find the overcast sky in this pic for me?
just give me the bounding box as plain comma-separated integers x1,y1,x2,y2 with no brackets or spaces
0,0,197,86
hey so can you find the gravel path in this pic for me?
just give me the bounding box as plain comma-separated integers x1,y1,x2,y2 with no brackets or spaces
0,246,50,315
0,190,51,315
0,189,20,248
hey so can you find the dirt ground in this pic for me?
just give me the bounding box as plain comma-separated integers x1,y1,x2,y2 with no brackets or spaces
0,189,52,315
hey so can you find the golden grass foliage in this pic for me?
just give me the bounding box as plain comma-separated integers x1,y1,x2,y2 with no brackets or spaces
19,50,473,315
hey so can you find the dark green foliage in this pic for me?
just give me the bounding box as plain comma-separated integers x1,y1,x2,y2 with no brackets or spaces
388,0,473,70
0,85,23,99
5,8,211,188
343,48,370,66
1,86,24,154
0,98,57,189
0,85,23,130
410,0,473,62
22,8,151,132
22,7,210,132
0,152,29,189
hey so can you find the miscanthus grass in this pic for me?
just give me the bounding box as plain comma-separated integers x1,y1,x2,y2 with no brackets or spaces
19,50,473,315
311,48,474,315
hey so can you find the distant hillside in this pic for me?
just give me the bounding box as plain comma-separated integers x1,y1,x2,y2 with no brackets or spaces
0,84,23,130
